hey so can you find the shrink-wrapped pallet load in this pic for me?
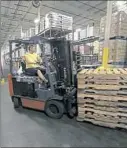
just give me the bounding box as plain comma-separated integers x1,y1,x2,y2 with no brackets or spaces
98,39,127,63
45,12,73,31
100,11,127,38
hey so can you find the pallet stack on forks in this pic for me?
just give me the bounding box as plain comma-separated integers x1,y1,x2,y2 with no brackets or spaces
77,68,127,129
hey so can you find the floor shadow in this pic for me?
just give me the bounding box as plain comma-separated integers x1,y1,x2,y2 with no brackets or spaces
15,105,127,136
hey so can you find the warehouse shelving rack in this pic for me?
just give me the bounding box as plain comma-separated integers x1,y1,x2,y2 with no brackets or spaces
37,27,72,39
71,36,100,71
72,36,99,46
3,47,21,64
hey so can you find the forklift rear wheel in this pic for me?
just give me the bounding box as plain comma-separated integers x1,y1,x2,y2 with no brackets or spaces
13,97,20,108
45,100,64,119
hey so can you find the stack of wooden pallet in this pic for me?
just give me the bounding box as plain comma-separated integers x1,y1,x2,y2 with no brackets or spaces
77,68,127,129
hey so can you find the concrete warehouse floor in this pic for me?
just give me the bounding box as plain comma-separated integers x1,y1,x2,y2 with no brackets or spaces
1,84,127,147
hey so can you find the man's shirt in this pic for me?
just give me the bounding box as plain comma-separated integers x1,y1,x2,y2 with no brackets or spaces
24,53,41,68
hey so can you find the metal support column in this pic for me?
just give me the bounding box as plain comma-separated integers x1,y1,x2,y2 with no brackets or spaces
102,1,113,69
35,6,41,54
71,27,76,85
37,6,41,33
9,41,13,74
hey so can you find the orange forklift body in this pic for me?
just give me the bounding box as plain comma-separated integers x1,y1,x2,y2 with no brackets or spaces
8,74,45,110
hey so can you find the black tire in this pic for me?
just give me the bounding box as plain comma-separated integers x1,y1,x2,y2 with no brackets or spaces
45,100,64,119
13,97,20,108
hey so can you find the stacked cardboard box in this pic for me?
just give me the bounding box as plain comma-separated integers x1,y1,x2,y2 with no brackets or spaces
62,14,73,30
99,39,127,63
45,12,62,29
40,17,45,32
100,11,127,38
77,68,127,129
99,11,127,64
86,25,100,37
80,29,87,39
93,24,100,37
45,12,73,31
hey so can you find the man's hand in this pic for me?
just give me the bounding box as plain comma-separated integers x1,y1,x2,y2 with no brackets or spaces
37,55,42,63
41,65,46,69
28,62,37,64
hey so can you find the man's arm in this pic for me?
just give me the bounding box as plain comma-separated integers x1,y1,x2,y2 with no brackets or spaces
36,54,46,69
21,56,26,63
37,55,42,64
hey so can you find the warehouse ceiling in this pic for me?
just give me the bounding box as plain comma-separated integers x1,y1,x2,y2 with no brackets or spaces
1,0,117,48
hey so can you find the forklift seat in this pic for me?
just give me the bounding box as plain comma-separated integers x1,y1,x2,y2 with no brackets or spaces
15,61,39,84
20,61,38,76
19,61,57,85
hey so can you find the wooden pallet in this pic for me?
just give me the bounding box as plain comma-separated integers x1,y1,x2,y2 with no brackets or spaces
78,94,127,102
77,117,127,129
77,109,127,129
77,68,127,129
78,108,127,118
82,89,127,96
78,98,127,108
77,108,127,129
78,84,127,90
78,104,127,113
78,110,127,122
78,68,127,79
78,112,120,123
78,94,127,110
78,79,127,85
78,75,127,80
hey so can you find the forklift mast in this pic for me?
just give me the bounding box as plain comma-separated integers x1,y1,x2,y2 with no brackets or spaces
50,38,73,87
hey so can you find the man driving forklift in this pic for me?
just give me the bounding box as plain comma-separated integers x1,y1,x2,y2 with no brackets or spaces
8,37,76,119
23,44,48,84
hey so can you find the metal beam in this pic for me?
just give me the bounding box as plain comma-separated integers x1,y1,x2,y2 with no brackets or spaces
41,4,99,22
1,5,44,17
1,14,34,23
78,1,106,12
102,1,113,69
14,3,28,8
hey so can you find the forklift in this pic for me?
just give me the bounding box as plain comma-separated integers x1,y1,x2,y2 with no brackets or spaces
8,36,77,119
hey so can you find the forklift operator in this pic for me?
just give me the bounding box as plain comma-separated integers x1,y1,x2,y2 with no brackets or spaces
23,44,48,83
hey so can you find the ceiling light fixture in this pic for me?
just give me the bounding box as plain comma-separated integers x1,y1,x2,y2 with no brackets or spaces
116,1,126,12
76,28,81,32
34,18,40,24
116,1,125,6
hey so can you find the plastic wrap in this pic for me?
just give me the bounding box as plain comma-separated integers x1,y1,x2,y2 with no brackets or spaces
45,12,73,30
99,39,127,62
100,11,127,38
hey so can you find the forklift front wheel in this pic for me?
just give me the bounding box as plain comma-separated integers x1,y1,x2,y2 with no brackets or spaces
45,100,64,119
13,97,20,108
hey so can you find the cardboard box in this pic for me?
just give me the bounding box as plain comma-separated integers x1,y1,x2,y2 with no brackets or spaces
100,11,127,38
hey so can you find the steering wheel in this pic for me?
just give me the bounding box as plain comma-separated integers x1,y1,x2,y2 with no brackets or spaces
36,62,46,70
